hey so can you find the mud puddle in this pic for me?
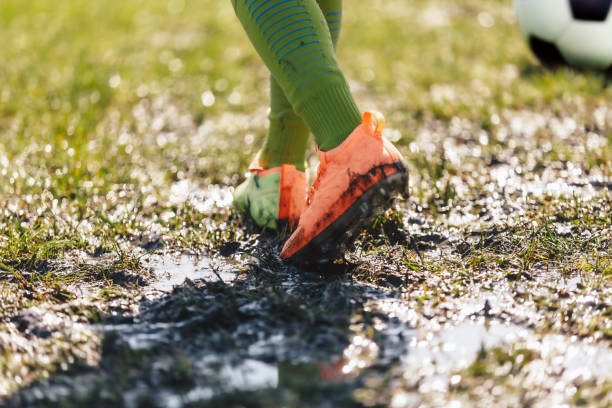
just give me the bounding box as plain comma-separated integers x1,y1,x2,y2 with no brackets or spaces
367,297,612,400
146,254,238,294
8,249,610,408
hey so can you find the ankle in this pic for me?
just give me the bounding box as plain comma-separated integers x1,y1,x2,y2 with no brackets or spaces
297,83,361,151
259,114,310,171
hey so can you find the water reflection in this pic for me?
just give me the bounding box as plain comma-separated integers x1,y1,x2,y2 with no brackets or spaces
157,358,353,408
121,257,612,405
148,254,236,293
9,250,612,407
161,359,279,408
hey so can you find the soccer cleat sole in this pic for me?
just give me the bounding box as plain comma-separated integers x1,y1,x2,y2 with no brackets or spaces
286,162,409,264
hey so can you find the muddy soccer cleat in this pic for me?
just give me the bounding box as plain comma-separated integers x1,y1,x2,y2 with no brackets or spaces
280,112,408,263
233,158,308,230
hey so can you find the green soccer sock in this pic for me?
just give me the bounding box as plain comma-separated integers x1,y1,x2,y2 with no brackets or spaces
231,0,360,152
260,80,311,170
318,0,343,49
261,0,344,169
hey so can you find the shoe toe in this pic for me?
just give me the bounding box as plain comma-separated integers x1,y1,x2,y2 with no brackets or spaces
280,227,304,260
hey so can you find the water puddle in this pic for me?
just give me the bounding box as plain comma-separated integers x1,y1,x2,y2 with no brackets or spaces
106,256,612,405
147,254,237,293
160,358,279,408
361,293,612,405
9,253,611,407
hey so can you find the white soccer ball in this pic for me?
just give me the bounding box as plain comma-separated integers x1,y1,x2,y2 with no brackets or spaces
514,0,612,69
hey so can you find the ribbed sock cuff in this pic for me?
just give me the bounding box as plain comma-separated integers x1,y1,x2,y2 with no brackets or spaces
298,84,361,151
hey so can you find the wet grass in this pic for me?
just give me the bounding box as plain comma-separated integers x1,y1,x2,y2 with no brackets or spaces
1,0,611,406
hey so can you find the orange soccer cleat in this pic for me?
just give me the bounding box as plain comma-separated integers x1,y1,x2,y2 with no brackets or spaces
280,111,408,263
233,156,308,230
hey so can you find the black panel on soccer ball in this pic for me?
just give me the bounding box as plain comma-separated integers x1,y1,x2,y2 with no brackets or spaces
529,37,567,67
570,0,612,21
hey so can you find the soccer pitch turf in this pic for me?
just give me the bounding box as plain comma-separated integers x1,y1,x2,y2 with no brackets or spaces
0,0,610,406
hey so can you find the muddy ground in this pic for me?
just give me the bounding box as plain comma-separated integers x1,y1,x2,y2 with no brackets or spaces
2,106,610,407
1,0,611,407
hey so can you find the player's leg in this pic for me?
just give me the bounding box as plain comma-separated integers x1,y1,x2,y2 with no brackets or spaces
316,0,343,50
258,0,344,171
259,81,309,171
230,0,360,151
231,0,408,261
234,0,346,230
